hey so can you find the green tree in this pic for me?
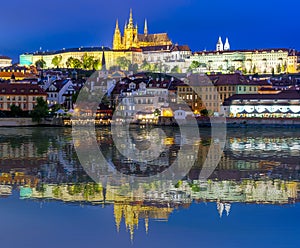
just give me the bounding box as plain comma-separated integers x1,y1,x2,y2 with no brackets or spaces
35,59,46,69
140,59,151,71
282,62,287,72
10,104,22,117
82,53,94,70
51,55,62,68
161,64,170,73
271,67,275,75
150,63,160,72
276,64,281,73
128,63,139,73
93,59,102,70
171,65,181,73
190,61,201,69
297,65,300,72
116,56,131,70
66,57,74,68
252,64,257,74
228,66,235,73
31,97,49,123
49,103,61,115
73,58,83,69
153,108,161,116
200,109,209,116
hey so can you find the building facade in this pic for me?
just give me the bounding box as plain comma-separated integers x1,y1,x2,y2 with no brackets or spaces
223,90,300,118
0,83,47,111
190,47,298,74
0,56,12,68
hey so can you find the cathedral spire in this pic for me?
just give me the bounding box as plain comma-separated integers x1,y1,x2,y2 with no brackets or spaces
128,8,134,28
101,46,106,71
144,19,148,36
115,19,119,31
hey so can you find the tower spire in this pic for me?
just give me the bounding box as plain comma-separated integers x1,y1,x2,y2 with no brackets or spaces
224,37,230,51
115,19,119,30
128,8,134,28
144,19,148,36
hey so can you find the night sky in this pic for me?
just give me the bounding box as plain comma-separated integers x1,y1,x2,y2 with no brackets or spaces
1,0,299,62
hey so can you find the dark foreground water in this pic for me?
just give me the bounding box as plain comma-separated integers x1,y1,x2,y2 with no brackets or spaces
0,127,299,248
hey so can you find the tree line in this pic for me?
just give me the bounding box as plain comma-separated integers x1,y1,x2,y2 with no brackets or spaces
34,54,183,73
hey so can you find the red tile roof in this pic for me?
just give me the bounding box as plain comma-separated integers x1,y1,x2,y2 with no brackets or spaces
0,83,46,95
0,56,11,60
208,73,271,86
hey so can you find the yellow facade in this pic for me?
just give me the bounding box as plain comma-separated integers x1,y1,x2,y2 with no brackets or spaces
113,9,172,50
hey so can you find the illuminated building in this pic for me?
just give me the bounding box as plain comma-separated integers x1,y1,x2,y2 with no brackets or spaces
223,89,300,117
113,9,172,50
190,47,299,74
0,83,47,111
112,74,182,122
20,47,143,71
0,56,12,68
177,74,221,114
19,10,191,71
0,65,37,80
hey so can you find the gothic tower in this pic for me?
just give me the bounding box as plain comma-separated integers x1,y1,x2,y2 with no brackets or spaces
113,19,123,50
144,19,148,36
123,9,139,49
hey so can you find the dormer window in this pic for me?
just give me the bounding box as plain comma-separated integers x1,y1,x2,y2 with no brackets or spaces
129,82,136,90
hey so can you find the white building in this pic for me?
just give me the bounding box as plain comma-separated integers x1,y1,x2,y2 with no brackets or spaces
0,56,12,68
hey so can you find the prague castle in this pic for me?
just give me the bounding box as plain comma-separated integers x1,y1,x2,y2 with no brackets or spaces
18,10,299,74
113,9,172,50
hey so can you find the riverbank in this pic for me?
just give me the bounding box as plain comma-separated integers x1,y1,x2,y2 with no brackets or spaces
1,117,300,127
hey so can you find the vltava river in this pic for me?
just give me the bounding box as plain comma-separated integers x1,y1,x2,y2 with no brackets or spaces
0,127,299,248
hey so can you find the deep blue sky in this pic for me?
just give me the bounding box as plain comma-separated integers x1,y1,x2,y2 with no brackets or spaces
1,0,299,61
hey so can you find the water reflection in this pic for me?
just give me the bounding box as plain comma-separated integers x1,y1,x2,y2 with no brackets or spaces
0,127,299,242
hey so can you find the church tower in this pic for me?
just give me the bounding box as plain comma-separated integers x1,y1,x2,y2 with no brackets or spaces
112,9,172,50
113,19,123,50
216,36,224,51
224,37,230,51
123,9,139,49
144,19,148,36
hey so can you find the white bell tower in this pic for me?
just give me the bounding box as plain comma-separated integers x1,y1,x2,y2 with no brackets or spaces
216,36,224,51
224,37,230,51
